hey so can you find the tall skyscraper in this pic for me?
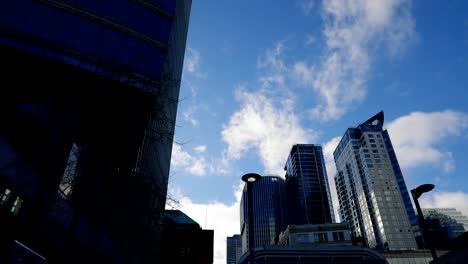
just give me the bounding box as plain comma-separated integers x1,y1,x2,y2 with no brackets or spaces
0,1,191,262
333,111,417,250
240,175,286,254
227,234,242,264
284,144,335,225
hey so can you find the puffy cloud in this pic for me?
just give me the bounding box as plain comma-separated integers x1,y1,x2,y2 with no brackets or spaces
171,143,207,177
167,183,244,264
419,191,468,217
386,110,468,173
322,136,342,221
294,0,415,121
221,87,315,175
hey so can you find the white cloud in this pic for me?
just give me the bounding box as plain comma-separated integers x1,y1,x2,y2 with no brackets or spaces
167,183,244,264
171,143,207,176
419,191,468,217
194,145,207,153
322,136,342,221
184,47,205,78
386,110,468,173
257,41,288,89
298,0,315,15
294,0,415,121
221,87,315,176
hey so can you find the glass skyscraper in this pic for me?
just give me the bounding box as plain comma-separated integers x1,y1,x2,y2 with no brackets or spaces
227,234,242,264
334,111,417,250
284,144,335,225
240,175,286,254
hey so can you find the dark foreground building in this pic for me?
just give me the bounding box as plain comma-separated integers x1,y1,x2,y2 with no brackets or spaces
0,0,191,263
161,210,213,264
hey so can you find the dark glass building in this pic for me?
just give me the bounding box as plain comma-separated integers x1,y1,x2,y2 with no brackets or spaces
284,144,335,225
240,175,286,254
227,234,242,264
0,1,191,263
333,111,417,250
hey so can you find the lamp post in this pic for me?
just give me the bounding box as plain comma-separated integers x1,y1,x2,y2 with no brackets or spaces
411,184,437,263
242,173,262,264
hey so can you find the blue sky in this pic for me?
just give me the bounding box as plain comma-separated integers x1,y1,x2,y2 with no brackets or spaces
167,1,468,263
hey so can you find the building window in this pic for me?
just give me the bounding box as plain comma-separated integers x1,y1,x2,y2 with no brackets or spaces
369,139,375,143
58,143,80,199
314,233,328,242
372,149,378,153
0,189,12,205
368,134,374,138
10,197,23,215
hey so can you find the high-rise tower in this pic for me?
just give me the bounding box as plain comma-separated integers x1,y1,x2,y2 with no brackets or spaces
240,175,286,254
284,144,335,225
333,111,417,250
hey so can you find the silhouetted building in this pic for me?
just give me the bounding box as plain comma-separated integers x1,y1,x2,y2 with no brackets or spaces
161,210,213,264
284,144,335,225
227,234,242,264
433,231,468,264
422,208,467,238
240,175,286,254
333,111,417,250
0,0,191,263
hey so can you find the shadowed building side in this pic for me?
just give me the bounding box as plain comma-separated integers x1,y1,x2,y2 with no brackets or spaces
0,0,192,262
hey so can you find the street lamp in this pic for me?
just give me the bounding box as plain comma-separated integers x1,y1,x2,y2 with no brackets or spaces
242,173,262,264
411,184,437,263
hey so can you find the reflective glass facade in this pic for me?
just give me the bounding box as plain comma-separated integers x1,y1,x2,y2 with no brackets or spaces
284,144,335,225
227,234,242,264
333,112,417,250
240,176,286,254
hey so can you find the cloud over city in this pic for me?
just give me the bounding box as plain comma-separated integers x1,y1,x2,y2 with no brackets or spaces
386,110,468,173
294,0,415,121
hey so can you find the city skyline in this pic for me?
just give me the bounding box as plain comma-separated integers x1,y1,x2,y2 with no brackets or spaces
167,1,468,263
